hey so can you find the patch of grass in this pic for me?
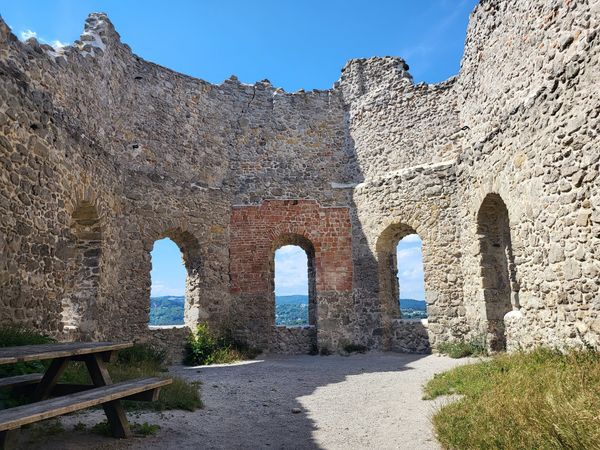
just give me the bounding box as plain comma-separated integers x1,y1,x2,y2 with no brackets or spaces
424,348,600,449
91,420,160,437
184,324,260,366
0,326,55,378
436,335,488,358
0,331,201,413
61,345,202,411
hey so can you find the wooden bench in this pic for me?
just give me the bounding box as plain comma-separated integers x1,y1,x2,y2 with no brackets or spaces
0,377,171,432
0,373,43,390
0,342,173,449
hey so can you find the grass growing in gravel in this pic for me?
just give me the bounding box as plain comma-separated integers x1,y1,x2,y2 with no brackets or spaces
184,323,260,366
424,348,600,450
436,335,488,359
0,326,201,412
61,345,202,411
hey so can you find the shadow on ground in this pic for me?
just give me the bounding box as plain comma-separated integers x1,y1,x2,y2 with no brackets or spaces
27,352,470,450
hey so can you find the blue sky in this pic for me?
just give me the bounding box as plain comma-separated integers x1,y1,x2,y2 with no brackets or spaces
3,1,475,300
2,0,477,90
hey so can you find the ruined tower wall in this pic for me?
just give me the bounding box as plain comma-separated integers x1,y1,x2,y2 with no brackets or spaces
1,0,598,356
455,0,600,349
336,58,467,351
0,14,357,353
0,21,125,339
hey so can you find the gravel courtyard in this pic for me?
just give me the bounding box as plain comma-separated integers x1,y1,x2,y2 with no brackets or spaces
33,353,471,449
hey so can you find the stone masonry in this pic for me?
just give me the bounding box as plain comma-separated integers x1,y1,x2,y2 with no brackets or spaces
0,0,598,357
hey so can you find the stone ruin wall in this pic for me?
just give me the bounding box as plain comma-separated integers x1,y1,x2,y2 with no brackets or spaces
456,0,600,350
0,0,598,358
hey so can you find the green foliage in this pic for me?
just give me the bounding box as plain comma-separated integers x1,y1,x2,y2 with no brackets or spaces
73,422,87,431
90,420,112,436
116,344,166,367
185,324,218,365
184,323,259,366
149,296,184,326
0,333,201,413
93,420,160,437
0,326,55,378
275,304,308,326
0,325,55,347
424,348,600,449
436,335,488,358
343,343,368,354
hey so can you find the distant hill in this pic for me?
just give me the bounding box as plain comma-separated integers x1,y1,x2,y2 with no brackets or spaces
150,295,427,326
275,295,308,305
150,296,184,308
150,296,184,325
400,299,426,311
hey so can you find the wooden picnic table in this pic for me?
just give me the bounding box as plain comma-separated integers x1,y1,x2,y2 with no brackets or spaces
0,341,171,449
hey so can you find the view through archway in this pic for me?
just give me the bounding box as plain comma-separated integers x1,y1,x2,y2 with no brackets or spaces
396,234,427,319
149,237,186,326
274,245,312,326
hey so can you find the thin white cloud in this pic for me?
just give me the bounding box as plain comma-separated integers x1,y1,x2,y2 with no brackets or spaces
275,245,308,295
20,30,37,40
400,234,421,244
397,237,425,300
18,28,70,50
51,40,67,49
151,281,184,297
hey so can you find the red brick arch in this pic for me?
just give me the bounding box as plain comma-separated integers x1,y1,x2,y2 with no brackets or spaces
229,200,353,295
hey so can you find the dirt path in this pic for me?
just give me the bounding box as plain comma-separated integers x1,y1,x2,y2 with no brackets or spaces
33,353,471,449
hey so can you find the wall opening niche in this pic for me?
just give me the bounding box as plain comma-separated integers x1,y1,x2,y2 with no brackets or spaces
377,224,427,322
271,235,316,328
62,201,102,340
477,193,519,352
149,231,201,328
396,234,427,319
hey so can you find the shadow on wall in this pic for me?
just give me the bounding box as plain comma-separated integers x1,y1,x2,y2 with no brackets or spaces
61,201,102,341
477,193,520,352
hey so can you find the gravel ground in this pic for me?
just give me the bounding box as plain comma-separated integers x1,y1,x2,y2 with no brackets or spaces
26,352,472,449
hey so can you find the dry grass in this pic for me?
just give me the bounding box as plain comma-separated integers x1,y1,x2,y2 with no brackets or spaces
424,348,600,449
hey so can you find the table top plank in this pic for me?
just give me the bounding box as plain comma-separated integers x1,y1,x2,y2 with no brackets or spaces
0,342,133,365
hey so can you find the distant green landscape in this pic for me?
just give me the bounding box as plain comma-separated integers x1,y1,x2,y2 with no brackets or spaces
149,295,427,326
149,296,185,325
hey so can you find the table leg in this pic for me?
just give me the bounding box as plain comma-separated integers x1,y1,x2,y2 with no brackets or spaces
33,357,70,401
0,429,19,450
84,354,132,439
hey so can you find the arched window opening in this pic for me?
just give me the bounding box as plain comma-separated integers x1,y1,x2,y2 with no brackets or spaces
62,201,101,339
477,193,519,352
149,238,186,326
271,235,316,328
377,224,427,322
396,234,427,319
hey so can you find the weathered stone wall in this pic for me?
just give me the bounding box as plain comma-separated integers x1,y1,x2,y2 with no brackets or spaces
0,0,598,358
456,0,600,350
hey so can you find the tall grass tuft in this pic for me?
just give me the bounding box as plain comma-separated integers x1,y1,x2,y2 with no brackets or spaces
436,335,488,358
184,323,260,366
424,348,600,449
0,326,201,412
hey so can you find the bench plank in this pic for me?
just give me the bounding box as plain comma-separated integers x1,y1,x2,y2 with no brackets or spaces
0,343,132,366
0,377,172,432
0,374,43,390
